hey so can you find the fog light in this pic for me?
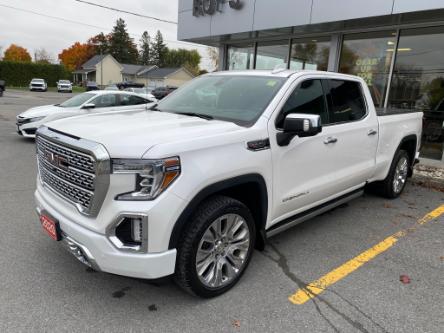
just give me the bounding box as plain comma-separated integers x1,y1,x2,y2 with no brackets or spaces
107,214,148,253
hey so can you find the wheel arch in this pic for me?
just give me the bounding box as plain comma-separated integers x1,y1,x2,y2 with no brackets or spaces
397,134,418,177
169,173,268,251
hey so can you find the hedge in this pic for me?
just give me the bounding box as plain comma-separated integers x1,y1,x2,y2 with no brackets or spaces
0,61,71,87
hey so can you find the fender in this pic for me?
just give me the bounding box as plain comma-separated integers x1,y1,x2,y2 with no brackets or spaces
168,173,268,250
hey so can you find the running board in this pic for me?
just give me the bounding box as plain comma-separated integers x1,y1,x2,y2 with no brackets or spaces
266,189,364,238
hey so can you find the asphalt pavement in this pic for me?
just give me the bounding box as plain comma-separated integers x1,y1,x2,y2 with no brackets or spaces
0,89,443,332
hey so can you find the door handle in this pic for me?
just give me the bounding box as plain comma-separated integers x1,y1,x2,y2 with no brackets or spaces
323,137,338,144
368,129,378,136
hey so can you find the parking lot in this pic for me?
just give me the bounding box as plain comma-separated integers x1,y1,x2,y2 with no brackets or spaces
0,89,443,332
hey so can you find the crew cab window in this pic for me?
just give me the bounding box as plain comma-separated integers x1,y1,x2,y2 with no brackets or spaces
326,80,367,124
91,94,118,108
276,79,328,128
119,94,149,106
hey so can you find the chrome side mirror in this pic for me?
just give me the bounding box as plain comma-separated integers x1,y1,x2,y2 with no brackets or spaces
82,103,96,110
277,113,322,146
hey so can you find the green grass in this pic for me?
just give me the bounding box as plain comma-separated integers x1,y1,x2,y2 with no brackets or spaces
6,86,86,93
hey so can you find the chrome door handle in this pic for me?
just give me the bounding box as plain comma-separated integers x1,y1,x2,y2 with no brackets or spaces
368,129,378,136
324,137,338,144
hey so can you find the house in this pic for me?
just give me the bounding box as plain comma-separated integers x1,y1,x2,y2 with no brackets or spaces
73,54,195,88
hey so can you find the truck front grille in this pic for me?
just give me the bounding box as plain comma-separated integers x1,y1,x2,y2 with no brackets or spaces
36,128,110,216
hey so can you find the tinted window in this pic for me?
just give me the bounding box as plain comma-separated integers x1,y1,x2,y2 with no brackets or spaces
326,80,366,124
119,94,148,106
92,94,118,108
276,79,328,128
59,92,95,108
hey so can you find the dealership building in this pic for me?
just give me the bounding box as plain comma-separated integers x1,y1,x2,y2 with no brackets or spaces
178,0,444,163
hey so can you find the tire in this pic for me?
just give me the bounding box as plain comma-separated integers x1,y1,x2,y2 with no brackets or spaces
175,195,256,298
0,88,3,97
375,149,410,199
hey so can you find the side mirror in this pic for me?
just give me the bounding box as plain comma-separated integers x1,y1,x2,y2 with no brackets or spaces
277,113,322,146
82,103,96,110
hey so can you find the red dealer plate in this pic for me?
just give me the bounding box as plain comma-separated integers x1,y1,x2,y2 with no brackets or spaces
39,213,61,241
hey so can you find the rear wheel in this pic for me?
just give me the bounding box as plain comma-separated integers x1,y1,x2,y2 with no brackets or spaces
175,195,255,298
376,149,410,198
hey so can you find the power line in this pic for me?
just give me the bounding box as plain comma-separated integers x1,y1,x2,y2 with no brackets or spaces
0,2,209,52
74,0,177,25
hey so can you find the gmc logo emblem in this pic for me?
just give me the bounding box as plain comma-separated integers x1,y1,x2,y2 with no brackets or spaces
193,0,243,17
44,149,69,170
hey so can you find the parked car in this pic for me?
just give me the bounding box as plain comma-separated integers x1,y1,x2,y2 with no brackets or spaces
0,79,5,97
86,81,99,91
117,81,144,89
16,91,155,138
152,86,178,99
104,84,120,91
29,78,47,92
57,80,73,93
33,70,422,298
124,87,156,100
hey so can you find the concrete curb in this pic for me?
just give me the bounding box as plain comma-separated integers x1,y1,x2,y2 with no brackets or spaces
412,164,444,192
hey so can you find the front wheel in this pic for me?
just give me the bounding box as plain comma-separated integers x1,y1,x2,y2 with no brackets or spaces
175,195,256,298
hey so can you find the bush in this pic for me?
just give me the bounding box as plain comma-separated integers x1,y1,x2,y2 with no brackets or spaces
0,61,71,87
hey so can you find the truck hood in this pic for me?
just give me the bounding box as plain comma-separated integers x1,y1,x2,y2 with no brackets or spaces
47,110,243,158
19,105,72,118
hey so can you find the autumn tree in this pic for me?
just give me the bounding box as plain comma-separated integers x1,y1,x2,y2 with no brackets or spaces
150,30,168,67
35,48,53,64
58,42,95,71
109,18,138,64
139,31,151,65
3,44,32,62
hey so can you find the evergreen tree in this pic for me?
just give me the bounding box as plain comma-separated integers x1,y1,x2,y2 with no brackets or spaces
109,18,138,64
150,30,168,67
139,31,151,65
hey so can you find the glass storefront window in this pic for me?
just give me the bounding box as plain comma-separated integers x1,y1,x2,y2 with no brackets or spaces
255,40,289,70
290,37,330,71
339,31,396,107
227,44,254,70
388,26,444,160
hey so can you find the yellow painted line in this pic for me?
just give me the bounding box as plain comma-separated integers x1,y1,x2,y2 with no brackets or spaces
289,204,444,305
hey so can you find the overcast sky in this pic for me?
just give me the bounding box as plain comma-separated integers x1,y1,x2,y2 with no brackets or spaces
0,0,214,70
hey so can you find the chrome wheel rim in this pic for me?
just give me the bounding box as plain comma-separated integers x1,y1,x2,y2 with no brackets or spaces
393,157,408,194
195,214,250,288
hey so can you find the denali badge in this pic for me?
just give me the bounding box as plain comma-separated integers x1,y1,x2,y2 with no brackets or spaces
44,149,69,170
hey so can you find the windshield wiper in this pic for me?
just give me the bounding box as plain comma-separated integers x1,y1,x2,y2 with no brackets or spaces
175,112,214,120
148,103,161,111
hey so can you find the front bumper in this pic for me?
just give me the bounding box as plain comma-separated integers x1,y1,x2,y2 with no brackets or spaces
58,86,72,91
35,189,178,279
16,121,38,138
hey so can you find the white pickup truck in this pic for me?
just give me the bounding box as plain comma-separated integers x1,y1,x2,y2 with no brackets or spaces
34,70,422,298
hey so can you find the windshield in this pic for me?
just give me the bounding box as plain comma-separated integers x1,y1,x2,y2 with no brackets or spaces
59,92,95,108
32,79,44,82
156,75,286,126
59,80,70,84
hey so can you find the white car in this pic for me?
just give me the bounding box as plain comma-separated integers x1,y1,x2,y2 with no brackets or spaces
29,78,47,92
34,70,422,298
57,80,73,93
16,91,156,138
124,87,156,100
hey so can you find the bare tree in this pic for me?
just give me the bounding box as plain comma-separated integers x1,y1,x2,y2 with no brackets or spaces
35,48,53,64
207,47,219,71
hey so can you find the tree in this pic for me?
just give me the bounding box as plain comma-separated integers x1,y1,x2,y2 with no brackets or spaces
164,48,201,74
139,31,151,65
150,30,168,67
207,47,219,71
58,42,95,71
88,33,110,55
3,44,32,62
109,18,138,64
35,48,53,64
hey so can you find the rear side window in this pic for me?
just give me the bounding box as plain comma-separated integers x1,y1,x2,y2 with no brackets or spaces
326,80,367,124
276,79,328,128
119,94,148,106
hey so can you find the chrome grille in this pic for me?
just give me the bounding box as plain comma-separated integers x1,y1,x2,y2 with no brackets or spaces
36,127,110,216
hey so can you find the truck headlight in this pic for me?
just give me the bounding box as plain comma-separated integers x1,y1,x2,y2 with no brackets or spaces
112,157,180,200
29,116,45,123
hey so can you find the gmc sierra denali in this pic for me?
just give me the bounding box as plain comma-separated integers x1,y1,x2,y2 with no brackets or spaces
34,70,423,298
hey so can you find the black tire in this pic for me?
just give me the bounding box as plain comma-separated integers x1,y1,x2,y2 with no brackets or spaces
375,149,410,199
175,195,256,298
0,88,3,97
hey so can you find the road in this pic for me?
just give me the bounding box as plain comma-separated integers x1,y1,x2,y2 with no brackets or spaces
0,90,443,332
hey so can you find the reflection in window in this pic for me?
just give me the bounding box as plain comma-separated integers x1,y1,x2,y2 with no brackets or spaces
339,31,396,107
227,44,254,70
290,38,330,71
256,40,289,70
388,26,444,160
